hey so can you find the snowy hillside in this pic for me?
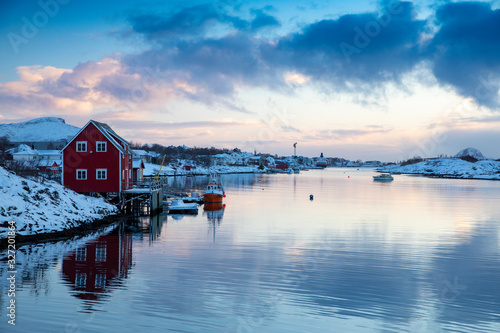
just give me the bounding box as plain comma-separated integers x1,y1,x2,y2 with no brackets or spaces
0,117,79,142
0,167,118,238
454,147,486,160
379,158,500,180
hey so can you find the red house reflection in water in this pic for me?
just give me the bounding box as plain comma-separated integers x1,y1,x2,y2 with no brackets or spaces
62,230,133,300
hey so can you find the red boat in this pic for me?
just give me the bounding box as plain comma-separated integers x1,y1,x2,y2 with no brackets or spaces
203,173,225,203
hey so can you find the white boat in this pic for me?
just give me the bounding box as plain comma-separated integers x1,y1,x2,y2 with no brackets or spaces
373,173,394,181
180,192,204,204
168,199,199,214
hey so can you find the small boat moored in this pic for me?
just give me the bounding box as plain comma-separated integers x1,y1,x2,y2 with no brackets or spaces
168,199,199,214
373,173,394,182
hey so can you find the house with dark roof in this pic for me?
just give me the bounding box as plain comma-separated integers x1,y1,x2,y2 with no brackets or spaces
61,120,133,193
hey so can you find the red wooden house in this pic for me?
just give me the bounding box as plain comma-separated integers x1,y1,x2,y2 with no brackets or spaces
62,231,133,300
62,120,133,193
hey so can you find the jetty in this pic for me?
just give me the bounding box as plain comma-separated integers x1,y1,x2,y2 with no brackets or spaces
120,178,166,216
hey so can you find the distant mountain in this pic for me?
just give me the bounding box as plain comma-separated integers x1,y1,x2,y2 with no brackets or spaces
454,147,486,161
0,117,79,143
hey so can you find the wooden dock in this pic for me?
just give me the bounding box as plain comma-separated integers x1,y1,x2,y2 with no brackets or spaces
120,179,165,216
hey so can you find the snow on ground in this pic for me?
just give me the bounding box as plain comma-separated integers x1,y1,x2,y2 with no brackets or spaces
143,162,264,177
379,158,500,180
0,167,118,238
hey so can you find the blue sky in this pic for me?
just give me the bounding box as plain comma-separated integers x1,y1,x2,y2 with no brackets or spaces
1,0,500,160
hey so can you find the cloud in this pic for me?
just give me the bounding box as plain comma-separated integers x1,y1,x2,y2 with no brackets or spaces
2,0,500,122
315,127,393,140
261,1,425,92
427,2,500,108
126,4,280,43
250,8,280,30
127,4,248,42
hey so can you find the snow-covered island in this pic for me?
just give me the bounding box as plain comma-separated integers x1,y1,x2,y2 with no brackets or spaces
0,167,118,239
378,148,500,180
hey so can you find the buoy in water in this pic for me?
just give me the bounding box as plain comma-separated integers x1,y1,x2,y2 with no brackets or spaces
309,194,314,200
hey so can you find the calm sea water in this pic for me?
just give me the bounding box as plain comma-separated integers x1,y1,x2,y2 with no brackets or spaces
1,168,499,332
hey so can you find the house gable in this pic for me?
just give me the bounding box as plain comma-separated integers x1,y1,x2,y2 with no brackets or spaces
62,121,132,193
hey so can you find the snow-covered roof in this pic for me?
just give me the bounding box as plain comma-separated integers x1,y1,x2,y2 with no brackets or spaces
12,144,38,155
133,158,145,169
38,159,62,167
38,150,61,156
133,149,149,156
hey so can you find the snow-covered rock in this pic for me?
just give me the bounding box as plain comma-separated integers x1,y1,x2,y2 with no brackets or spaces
379,158,500,180
454,147,486,160
0,117,79,142
0,167,118,238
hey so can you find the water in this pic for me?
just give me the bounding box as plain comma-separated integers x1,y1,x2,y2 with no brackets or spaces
1,168,499,332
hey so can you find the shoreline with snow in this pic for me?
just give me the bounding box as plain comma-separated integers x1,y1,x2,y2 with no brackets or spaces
0,166,119,242
378,158,500,180
143,163,265,177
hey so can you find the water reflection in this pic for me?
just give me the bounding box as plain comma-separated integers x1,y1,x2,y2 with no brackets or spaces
204,203,225,242
62,224,133,301
2,170,499,333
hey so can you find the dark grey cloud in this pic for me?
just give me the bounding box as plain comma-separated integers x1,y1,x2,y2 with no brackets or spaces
427,2,500,108
127,4,280,44
250,8,280,30
263,1,425,88
119,1,425,108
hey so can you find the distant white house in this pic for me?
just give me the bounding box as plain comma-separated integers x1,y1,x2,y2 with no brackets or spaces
10,144,39,161
212,153,234,166
247,156,262,166
148,151,162,161
38,150,62,160
363,161,382,167
6,144,62,177
132,149,150,162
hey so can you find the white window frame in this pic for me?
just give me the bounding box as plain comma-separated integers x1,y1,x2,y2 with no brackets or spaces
76,141,87,152
95,246,107,262
76,169,87,180
96,141,107,152
75,247,87,261
95,273,106,289
96,169,107,180
75,273,87,288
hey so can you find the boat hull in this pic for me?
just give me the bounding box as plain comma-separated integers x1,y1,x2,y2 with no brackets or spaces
204,202,224,211
204,193,223,203
373,177,393,182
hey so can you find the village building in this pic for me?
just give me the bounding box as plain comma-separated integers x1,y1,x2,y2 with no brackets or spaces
62,120,133,194
132,158,145,183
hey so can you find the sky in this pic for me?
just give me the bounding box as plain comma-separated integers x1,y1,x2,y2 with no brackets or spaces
1,0,500,161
